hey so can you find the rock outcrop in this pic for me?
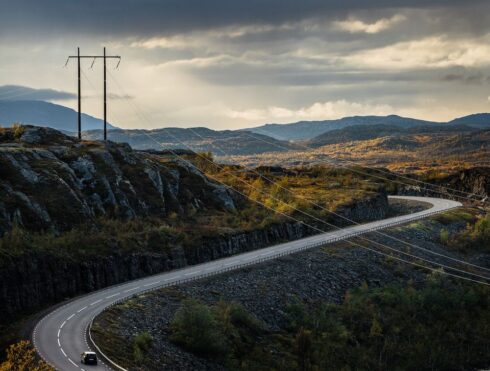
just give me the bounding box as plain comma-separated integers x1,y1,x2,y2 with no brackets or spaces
0,126,237,236
396,167,490,202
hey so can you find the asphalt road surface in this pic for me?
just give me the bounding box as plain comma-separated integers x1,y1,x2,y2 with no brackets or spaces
33,195,461,370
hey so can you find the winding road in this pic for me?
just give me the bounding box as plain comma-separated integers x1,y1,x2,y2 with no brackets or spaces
33,196,461,370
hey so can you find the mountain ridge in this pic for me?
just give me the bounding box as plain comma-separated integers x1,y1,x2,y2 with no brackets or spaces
0,100,117,132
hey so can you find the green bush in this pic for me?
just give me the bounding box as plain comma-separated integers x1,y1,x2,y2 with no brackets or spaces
439,228,449,245
170,299,226,355
132,332,153,362
451,212,490,252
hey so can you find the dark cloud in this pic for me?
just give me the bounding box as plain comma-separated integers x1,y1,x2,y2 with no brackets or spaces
1,0,488,38
0,85,76,101
443,71,490,85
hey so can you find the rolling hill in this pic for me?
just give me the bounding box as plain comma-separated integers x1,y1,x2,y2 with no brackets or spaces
0,100,117,132
306,123,477,148
244,115,441,141
83,127,298,155
245,114,490,141
448,113,490,128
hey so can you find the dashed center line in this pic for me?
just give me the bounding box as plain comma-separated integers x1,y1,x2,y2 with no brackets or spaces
106,293,120,299
143,281,160,287
123,287,139,293
60,348,67,357
57,329,60,338
77,306,87,313
60,321,66,329
67,314,75,320
90,299,102,306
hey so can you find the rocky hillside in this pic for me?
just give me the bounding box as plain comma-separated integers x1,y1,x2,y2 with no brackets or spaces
0,125,236,236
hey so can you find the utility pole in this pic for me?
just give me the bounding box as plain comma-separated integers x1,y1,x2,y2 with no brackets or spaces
77,47,81,140
103,47,107,141
65,47,121,140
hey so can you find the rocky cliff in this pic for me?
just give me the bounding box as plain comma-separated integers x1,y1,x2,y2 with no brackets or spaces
0,192,388,320
397,167,490,201
0,126,236,236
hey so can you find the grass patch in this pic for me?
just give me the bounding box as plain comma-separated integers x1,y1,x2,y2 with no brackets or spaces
431,208,478,225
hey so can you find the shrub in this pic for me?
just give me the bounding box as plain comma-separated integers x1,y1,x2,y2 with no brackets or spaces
11,124,25,140
0,340,53,371
439,228,449,245
132,332,153,362
170,299,226,354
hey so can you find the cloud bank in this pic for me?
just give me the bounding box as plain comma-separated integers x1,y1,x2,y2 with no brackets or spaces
0,1,489,129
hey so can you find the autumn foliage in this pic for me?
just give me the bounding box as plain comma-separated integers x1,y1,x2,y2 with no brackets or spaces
0,341,52,371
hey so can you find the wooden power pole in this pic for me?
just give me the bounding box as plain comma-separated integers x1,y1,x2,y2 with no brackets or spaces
65,47,121,140
77,47,81,140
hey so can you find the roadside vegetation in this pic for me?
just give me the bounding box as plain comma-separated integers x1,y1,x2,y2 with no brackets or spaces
0,341,52,371
167,278,490,371
446,212,490,253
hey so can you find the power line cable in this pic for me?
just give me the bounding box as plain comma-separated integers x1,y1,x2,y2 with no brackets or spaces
177,124,490,274
104,71,490,284
241,128,485,202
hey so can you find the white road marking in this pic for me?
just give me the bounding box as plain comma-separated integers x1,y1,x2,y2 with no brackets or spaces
163,278,172,281
57,338,61,347
184,271,196,276
67,314,75,320
106,293,120,299
60,321,66,329
123,287,139,293
77,306,87,313
57,329,61,338
68,358,79,367
90,299,102,306
60,348,67,357
143,281,160,287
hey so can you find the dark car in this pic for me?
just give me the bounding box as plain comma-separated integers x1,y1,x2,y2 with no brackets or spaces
81,351,98,365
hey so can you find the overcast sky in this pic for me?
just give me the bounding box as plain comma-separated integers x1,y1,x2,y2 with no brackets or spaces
1,0,490,130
